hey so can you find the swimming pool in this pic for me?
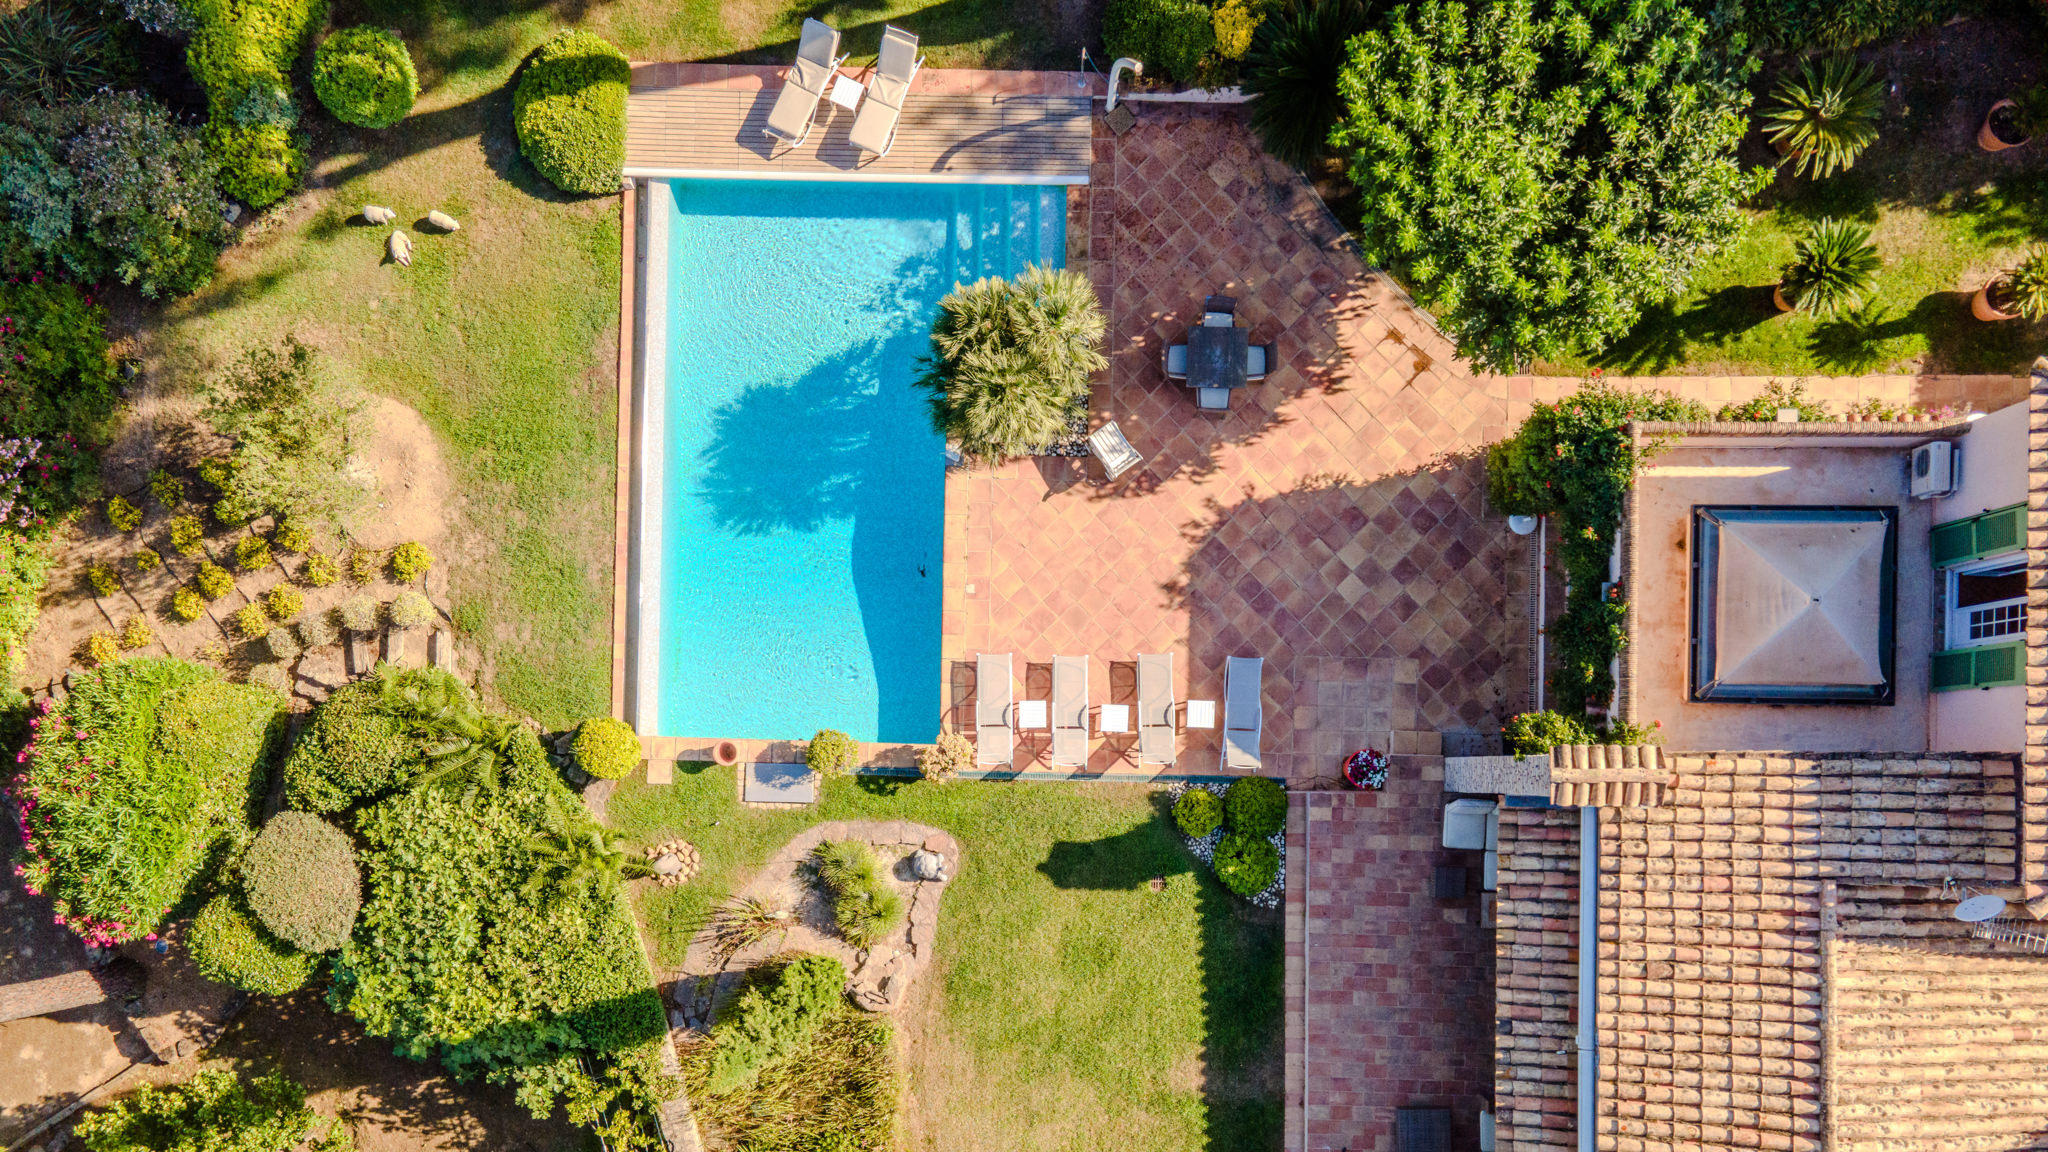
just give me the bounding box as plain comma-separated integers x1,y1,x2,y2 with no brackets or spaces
638,178,1066,744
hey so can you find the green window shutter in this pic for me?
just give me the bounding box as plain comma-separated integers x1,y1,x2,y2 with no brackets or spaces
1975,504,2026,558
1931,518,1977,566
1932,641,2027,691
1932,648,1977,691
1932,503,2028,568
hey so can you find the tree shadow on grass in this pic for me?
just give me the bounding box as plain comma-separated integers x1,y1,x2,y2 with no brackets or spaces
1804,290,2045,375
1593,285,1780,374
1036,793,1285,1152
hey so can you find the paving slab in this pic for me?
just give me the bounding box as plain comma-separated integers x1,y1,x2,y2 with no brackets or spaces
742,763,817,805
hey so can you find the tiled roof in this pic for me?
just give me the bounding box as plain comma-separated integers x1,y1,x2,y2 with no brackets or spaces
1494,806,1582,1152
1550,745,1671,808
1496,752,2029,1152
1830,941,2048,1152
2024,357,2048,915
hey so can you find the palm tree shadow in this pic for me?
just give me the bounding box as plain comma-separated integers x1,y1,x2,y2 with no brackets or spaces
1595,285,1780,373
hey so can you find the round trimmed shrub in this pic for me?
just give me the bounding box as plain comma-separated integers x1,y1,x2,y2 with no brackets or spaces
1224,776,1286,837
265,626,301,662
513,29,630,195
337,594,378,633
195,561,233,600
133,547,162,572
231,602,269,639
189,893,315,995
86,632,120,666
301,552,339,588
1211,831,1279,897
119,616,154,650
1173,788,1223,837
274,519,312,554
312,26,418,130
86,563,121,596
207,120,306,209
807,728,859,777
282,679,419,812
170,514,205,555
234,534,272,572
241,812,360,952
388,541,432,583
107,495,142,531
387,589,433,630
170,587,206,623
263,585,303,622
572,716,641,780
916,731,973,783
298,610,338,649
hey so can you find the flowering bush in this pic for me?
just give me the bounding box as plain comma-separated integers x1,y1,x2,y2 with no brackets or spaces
195,561,233,599
106,494,141,532
0,437,43,533
9,658,285,945
169,514,204,555
0,278,117,521
234,534,272,572
300,551,338,587
263,584,302,622
169,587,205,623
388,541,432,583
1341,747,1389,790
231,602,269,639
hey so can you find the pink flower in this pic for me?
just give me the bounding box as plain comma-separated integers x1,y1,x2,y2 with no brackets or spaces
144,933,156,942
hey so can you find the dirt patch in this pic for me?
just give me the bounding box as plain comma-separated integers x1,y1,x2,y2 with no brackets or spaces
350,396,449,552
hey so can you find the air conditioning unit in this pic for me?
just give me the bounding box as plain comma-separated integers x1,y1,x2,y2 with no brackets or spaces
1910,441,1958,500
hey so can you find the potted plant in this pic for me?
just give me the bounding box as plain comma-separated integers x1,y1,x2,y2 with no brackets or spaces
1341,747,1389,790
1979,85,2048,152
1777,217,1881,316
1974,247,2048,322
1762,55,1883,179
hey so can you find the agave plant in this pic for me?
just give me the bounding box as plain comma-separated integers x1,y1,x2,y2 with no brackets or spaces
1762,55,1884,179
1780,217,1881,318
1994,248,2048,321
915,265,1106,463
1241,0,1372,170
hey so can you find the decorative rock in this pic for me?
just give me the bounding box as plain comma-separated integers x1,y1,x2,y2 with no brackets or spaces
426,209,460,232
388,230,412,266
652,853,685,877
363,204,397,224
911,850,944,881
643,839,700,886
668,1008,688,1030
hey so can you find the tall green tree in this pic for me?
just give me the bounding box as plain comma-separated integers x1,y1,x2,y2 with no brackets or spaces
1332,0,1765,372
202,336,369,528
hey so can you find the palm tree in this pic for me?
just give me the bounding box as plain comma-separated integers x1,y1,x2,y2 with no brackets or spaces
1779,218,1881,318
522,793,652,906
367,664,524,796
1242,0,1372,170
1763,55,1884,179
915,265,1106,463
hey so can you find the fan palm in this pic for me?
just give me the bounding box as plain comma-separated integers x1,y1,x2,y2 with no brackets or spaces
522,793,652,906
916,265,1106,463
1241,0,1373,170
1763,55,1884,179
1780,218,1881,317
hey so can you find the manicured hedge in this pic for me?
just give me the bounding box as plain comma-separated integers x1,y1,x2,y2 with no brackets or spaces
185,0,328,206
242,811,360,952
1211,831,1279,897
10,658,285,945
572,715,640,780
1103,0,1215,84
190,892,316,995
1173,788,1223,837
1224,776,1286,838
513,29,630,195
312,26,417,129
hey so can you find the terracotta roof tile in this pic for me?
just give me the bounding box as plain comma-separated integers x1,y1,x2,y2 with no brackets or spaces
1495,806,1584,1152
2024,356,2048,915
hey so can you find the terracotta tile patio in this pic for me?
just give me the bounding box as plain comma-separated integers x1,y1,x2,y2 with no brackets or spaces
942,106,1527,782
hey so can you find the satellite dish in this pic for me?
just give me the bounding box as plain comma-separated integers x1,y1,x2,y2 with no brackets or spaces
1954,894,2007,923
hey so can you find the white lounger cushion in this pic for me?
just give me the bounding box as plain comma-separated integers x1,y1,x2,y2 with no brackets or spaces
1137,653,1175,765
1051,655,1088,768
764,19,841,143
975,652,1014,767
1221,656,1262,771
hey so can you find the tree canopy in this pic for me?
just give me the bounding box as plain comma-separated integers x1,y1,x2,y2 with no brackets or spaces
1332,0,1765,372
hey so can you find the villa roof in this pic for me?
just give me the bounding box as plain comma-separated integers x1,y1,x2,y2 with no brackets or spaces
1494,752,2028,1152
2021,358,2048,916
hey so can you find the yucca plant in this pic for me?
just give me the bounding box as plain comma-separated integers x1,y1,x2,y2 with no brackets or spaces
1993,248,2048,321
1241,0,1372,170
1780,217,1881,317
915,265,1106,463
1763,55,1884,179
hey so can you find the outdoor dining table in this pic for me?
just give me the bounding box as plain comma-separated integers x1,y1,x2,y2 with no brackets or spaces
1186,324,1249,391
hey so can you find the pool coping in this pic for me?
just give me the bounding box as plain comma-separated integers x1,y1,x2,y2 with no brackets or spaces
611,183,638,721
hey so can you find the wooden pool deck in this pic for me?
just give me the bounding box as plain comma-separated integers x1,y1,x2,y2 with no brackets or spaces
625,64,1098,183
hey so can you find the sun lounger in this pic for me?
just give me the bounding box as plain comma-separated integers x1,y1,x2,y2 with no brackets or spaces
1086,421,1143,482
1164,344,1188,380
976,652,1014,767
849,24,924,158
1051,655,1088,768
764,18,848,148
1221,656,1262,771
1137,653,1175,766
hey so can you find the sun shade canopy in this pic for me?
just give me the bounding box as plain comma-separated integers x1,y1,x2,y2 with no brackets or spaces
1690,506,1897,704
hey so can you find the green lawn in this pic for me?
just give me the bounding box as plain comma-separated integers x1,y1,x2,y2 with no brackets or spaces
1536,10,2048,378
137,1,1095,726
608,768,1284,1152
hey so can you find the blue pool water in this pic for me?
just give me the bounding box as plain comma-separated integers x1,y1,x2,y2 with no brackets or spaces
658,179,1066,743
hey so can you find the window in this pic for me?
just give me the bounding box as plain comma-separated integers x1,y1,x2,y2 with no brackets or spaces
1947,558,2026,648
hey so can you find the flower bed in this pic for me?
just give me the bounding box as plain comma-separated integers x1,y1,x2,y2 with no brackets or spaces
1168,780,1285,908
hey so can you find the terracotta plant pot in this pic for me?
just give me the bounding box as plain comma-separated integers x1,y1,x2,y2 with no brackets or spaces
714,740,740,766
1980,99,2028,152
1773,285,1795,313
1974,279,2020,322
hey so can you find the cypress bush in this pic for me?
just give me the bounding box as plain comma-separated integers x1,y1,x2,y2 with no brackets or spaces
572,716,641,780
281,677,421,812
241,811,360,952
1173,787,1223,837
312,25,417,129
190,892,315,995
704,955,847,1095
513,30,630,195
1223,776,1286,837
1211,831,1279,896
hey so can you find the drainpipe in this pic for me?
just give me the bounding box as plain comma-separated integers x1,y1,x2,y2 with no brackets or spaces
1576,806,1599,1152
1106,58,1141,111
